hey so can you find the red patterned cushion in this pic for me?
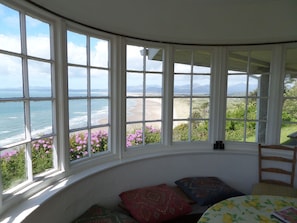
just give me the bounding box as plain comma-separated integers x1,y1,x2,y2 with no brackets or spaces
72,205,138,223
119,184,192,223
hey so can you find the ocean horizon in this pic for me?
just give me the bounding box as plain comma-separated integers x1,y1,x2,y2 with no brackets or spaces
0,88,110,147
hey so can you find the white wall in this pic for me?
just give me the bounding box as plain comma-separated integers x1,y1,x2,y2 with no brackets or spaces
19,152,258,223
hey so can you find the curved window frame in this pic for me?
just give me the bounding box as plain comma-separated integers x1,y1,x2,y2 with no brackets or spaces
0,0,296,217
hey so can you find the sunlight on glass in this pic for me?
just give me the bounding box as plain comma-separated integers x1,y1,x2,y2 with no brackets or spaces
0,54,22,95
26,15,50,59
127,45,143,70
28,60,52,97
0,4,21,53
0,102,25,147
67,31,87,65
90,37,109,68
30,101,53,138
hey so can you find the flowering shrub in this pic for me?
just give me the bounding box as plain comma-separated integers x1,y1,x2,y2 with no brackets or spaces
1,148,26,190
126,126,161,147
1,127,160,190
69,130,108,161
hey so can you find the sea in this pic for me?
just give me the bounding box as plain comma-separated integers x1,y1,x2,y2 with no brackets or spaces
0,89,112,147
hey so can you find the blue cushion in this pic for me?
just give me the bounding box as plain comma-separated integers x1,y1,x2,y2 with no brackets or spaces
175,177,244,205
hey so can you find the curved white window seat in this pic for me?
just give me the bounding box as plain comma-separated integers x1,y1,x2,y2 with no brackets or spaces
0,150,258,223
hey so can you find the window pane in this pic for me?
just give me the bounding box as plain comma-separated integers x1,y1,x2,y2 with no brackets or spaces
191,120,208,141
225,120,244,141
90,128,109,154
174,75,191,96
30,101,53,138
32,138,53,175
126,123,143,147
193,50,211,73
145,98,161,121
0,4,21,53
173,121,189,142
0,102,25,146
127,72,143,96
68,66,87,96
90,69,108,96
173,98,190,119
146,73,162,96
127,45,143,70
126,98,142,122
67,31,87,65
246,121,257,142
28,60,52,97
91,99,109,126
227,75,247,96
145,48,163,72
1,146,26,191
192,75,210,95
69,131,88,161
0,54,22,97
281,48,297,146
226,98,245,119
250,50,271,74
281,123,297,145
144,124,161,145
26,15,50,59
192,98,209,119
90,37,108,68
174,49,191,73
228,51,248,73
69,99,87,129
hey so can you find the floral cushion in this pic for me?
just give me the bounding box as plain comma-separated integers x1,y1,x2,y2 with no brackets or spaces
119,184,192,223
175,177,244,206
72,204,138,223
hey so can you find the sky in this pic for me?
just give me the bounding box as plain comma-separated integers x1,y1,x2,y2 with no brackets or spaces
0,2,256,94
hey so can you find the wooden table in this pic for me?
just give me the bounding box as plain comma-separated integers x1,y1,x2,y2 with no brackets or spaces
197,195,297,223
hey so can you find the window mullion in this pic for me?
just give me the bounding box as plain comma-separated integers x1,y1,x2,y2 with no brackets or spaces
20,11,34,181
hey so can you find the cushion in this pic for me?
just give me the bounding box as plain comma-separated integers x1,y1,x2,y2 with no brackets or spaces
72,204,138,223
119,184,192,223
175,177,244,206
252,182,297,197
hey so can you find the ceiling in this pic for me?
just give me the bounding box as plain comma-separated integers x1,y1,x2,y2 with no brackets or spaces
27,0,297,45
